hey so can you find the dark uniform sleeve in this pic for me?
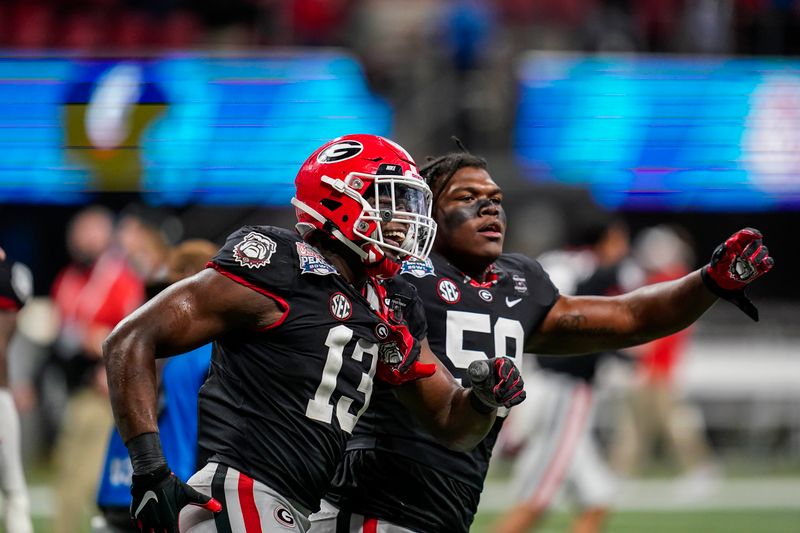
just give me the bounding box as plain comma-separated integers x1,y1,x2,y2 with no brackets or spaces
0,259,32,312
508,253,560,331
206,225,300,303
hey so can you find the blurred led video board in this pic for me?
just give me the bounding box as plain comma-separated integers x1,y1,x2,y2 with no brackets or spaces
0,52,391,205
516,53,800,211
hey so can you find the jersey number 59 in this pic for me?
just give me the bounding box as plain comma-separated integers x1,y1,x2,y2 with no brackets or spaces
446,310,524,370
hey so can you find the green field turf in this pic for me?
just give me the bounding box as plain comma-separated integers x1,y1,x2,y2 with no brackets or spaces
32,509,800,533
471,509,800,533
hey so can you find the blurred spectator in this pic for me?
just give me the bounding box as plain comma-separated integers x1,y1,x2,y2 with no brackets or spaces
493,219,642,533
116,215,170,282
92,239,217,533
50,206,145,533
1,0,800,58
0,247,34,533
609,226,719,491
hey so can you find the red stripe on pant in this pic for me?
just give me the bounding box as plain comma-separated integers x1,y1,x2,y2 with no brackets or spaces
238,472,263,533
527,383,592,509
363,517,378,533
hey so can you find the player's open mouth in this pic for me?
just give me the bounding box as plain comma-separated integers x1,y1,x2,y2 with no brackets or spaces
477,221,502,239
383,230,406,248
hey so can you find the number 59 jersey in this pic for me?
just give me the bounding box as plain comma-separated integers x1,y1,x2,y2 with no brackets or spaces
199,226,427,513
326,251,558,532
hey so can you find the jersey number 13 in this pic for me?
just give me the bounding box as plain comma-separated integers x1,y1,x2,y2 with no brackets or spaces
305,325,378,433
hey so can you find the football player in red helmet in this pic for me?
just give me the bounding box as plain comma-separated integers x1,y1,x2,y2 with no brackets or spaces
104,134,526,533
293,134,436,280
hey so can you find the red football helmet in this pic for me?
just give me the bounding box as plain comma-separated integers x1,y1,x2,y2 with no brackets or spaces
291,134,437,278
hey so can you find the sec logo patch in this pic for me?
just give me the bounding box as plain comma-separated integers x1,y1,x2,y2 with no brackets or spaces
437,278,461,304
329,292,352,320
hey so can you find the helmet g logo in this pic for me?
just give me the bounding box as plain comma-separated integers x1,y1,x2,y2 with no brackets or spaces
317,140,363,163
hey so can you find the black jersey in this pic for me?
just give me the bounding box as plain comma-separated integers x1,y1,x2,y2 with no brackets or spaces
198,226,426,512
326,252,558,532
0,258,32,311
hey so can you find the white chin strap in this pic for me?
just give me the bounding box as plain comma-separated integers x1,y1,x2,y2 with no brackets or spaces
291,197,369,261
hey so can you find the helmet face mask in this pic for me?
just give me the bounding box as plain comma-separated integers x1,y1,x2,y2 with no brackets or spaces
348,172,436,262
291,135,437,274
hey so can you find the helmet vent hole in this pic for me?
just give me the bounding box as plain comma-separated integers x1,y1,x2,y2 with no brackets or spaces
320,198,342,211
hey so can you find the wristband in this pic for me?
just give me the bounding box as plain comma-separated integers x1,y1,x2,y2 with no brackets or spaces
468,389,495,414
125,432,168,475
701,267,759,322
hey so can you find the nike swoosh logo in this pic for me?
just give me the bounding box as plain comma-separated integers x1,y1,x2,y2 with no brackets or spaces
506,297,523,308
134,490,159,518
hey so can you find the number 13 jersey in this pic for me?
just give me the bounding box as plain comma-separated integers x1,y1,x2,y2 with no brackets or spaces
199,226,427,513
326,251,558,532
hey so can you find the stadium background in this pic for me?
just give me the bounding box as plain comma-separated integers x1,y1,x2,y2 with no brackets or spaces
0,1,798,531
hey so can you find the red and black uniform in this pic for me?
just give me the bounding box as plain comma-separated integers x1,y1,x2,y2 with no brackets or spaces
199,226,427,513
0,258,30,311
325,252,558,532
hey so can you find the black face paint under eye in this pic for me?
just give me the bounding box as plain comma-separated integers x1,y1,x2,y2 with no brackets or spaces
441,198,505,230
441,203,479,231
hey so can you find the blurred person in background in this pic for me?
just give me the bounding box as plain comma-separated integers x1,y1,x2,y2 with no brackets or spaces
116,214,171,283
92,239,218,533
50,206,145,533
610,226,718,490
0,246,34,533
493,219,642,533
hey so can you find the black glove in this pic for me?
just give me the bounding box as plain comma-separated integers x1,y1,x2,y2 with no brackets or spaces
130,465,221,532
127,433,221,532
467,357,526,414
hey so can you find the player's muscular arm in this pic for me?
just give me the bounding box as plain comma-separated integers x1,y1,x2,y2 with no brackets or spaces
104,269,285,442
393,339,496,452
527,270,716,355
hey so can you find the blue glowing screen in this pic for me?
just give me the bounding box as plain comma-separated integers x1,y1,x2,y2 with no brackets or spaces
0,53,391,205
516,54,800,210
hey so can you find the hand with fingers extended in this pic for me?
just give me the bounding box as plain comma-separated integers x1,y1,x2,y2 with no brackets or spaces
375,323,437,385
126,433,221,532
467,357,526,414
701,227,774,321
130,465,222,532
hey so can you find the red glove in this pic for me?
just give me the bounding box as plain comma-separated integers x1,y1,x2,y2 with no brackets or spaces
467,357,526,413
702,228,774,321
375,324,436,385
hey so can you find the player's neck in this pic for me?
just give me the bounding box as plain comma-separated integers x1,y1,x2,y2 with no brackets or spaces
449,256,494,283
317,242,368,290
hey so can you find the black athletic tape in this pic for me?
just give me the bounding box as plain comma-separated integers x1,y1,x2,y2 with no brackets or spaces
212,464,232,533
335,509,351,533
125,433,168,475
701,268,759,322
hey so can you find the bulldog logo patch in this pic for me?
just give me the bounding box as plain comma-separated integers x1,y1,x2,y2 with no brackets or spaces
233,232,277,269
